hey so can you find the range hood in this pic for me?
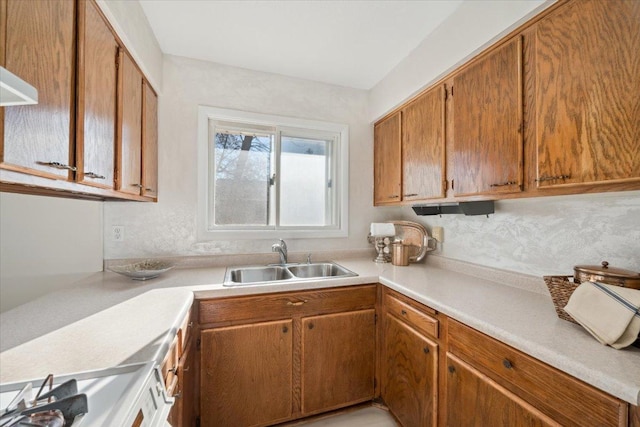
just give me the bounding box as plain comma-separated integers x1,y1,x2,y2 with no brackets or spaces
0,66,38,106
412,201,495,216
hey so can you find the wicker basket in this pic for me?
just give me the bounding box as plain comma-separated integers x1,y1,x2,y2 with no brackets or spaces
543,275,579,324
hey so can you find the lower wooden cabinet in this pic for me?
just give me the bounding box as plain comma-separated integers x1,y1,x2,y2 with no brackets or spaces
197,285,377,427
445,353,556,427
200,320,294,427
382,312,438,427
301,309,375,414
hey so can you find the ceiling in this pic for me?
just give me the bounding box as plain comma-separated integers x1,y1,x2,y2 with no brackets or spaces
138,0,463,90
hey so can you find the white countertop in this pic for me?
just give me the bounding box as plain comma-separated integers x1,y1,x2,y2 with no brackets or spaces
0,256,638,405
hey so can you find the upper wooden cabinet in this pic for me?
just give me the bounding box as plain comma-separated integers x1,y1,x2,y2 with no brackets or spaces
373,0,640,204
0,0,159,201
142,81,158,199
402,85,446,201
533,0,640,188
452,36,523,197
76,0,118,189
1,0,76,179
117,52,143,196
374,111,401,205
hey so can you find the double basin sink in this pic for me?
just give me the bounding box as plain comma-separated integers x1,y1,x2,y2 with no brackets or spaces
223,262,357,286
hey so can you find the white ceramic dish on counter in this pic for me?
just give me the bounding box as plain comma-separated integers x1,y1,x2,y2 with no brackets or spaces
109,260,173,280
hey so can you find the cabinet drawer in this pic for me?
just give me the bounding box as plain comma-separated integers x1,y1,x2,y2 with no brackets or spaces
448,319,627,426
384,292,438,339
199,285,377,325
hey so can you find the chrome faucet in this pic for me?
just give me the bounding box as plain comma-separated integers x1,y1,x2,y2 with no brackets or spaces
272,239,288,265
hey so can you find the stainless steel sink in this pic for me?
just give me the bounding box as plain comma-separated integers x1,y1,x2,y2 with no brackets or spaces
227,265,293,284
287,263,355,279
224,262,357,286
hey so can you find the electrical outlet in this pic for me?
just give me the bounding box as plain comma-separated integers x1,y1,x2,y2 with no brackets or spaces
112,226,125,242
432,226,444,243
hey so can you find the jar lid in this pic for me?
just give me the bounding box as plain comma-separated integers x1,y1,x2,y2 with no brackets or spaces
574,261,640,280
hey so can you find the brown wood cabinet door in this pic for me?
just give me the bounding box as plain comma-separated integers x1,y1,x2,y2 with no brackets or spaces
200,320,293,427
374,112,402,205
534,0,640,188
452,37,523,197
76,0,118,189
402,85,446,201
382,313,437,427
445,353,557,427
1,0,75,179
301,309,375,415
141,81,158,199
117,53,143,195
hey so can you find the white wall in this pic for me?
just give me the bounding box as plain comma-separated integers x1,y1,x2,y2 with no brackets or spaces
369,0,551,121
103,55,402,259
0,193,103,312
403,191,640,277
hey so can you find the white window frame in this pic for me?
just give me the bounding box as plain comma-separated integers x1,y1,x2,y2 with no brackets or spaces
197,106,349,240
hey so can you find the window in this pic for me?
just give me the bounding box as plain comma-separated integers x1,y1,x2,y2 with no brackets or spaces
197,106,349,239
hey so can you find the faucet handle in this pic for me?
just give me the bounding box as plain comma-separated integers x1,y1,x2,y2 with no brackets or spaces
279,239,287,251
307,253,312,264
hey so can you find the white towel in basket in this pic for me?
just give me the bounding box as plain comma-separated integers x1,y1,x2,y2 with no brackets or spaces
564,281,640,349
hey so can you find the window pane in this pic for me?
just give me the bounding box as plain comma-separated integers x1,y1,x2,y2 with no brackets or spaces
213,130,273,226
279,136,332,226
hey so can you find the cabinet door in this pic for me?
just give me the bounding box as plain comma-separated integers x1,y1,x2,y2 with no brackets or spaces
402,86,446,201
141,81,158,199
534,0,640,187
76,0,118,189
117,53,143,195
452,37,523,196
383,313,438,427
200,320,293,427
374,112,401,205
1,0,75,179
445,353,556,427
301,309,375,415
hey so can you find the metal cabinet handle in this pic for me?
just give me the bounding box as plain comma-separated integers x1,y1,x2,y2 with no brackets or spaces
144,187,154,191
84,171,105,179
535,174,571,182
286,300,307,306
282,326,289,333
401,310,407,316
132,183,144,188
387,195,399,199
308,323,315,330
182,366,190,372
404,193,418,197
187,322,193,328
489,181,517,187
38,161,77,172
168,366,178,375
174,391,182,399
423,347,430,354
448,365,455,374
503,358,513,369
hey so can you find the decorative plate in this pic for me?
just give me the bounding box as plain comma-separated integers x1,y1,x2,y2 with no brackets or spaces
386,220,436,262
109,260,173,281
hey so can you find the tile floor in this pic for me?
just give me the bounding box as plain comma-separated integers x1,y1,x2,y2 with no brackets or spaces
281,406,399,427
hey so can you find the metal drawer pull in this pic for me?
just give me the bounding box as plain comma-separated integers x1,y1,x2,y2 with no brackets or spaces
535,174,571,182
84,171,105,179
38,161,77,172
503,358,513,369
404,193,418,197
168,366,178,375
286,300,307,306
388,195,399,199
490,181,517,187
132,183,144,188
145,187,154,191
423,347,430,354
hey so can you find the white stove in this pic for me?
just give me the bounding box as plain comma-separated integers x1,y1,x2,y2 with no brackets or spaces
0,362,174,427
